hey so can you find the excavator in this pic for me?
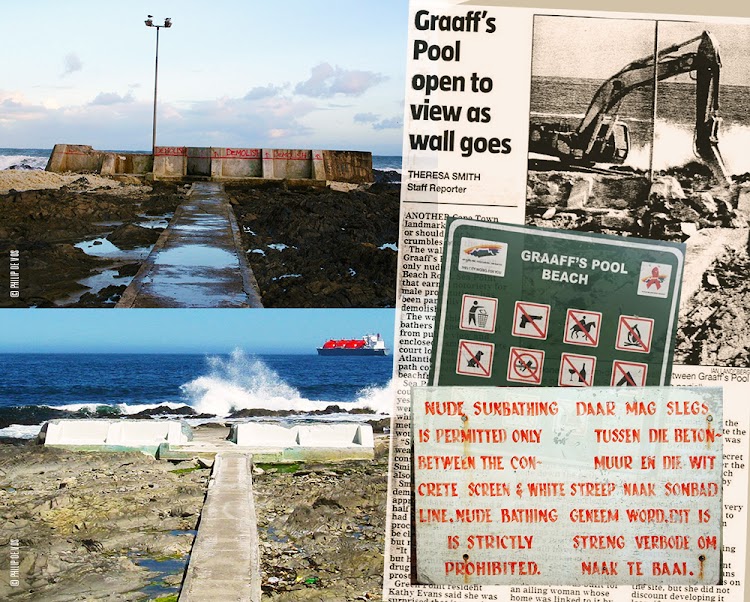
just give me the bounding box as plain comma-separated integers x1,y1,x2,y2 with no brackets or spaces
528,31,730,185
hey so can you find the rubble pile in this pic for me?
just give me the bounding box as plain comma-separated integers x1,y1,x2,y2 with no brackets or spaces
526,163,747,241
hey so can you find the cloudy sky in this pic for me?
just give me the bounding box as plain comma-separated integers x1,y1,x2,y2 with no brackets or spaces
1,0,408,154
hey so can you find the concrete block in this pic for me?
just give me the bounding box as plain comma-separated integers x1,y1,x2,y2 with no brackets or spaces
100,153,117,175
211,147,262,179
567,176,594,208
312,150,326,180
736,184,750,219
649,175,686,201
229,422,375,454
679,227,750,315
46,144,104,173
42,419,192,450
322,150,373,183
230,423,298,447
693,191,719,216
263,149,313,179
153,147,187,179
44,420,110,445
295,424,374,448
261,149,276,179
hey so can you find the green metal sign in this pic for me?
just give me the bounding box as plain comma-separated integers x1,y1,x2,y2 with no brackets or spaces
429,219,686,387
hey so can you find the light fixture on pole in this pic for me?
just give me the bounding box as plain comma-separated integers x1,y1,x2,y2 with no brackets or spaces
145,15,172,157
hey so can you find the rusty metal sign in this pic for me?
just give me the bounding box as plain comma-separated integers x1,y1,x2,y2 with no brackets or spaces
412,386,722,585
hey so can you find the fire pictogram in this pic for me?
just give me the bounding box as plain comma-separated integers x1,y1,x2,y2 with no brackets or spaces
615,315,654,354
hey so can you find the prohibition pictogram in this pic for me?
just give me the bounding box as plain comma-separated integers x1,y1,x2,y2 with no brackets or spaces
460,294,497,333
558,352,596,387
456,339,494,378
615,315,654,354
610,360,648,386
512,301,551,340
563,309,602,347
507,347,545,385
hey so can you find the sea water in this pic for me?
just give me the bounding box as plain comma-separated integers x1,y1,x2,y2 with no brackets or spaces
0,350,393,438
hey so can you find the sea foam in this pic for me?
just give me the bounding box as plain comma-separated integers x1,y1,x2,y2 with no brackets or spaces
181,349,391,416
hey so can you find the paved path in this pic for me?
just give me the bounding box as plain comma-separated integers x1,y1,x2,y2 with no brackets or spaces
117,182,263,307
179,452,261,602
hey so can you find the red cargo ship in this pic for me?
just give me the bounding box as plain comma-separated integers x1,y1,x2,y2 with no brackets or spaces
317,334,388,356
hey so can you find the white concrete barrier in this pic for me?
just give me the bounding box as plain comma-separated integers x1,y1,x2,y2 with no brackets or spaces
231,423,298,447
227,423,375,460
42,419,192,452
295,424,374,448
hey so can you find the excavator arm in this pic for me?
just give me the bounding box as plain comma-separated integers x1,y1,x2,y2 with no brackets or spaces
529,31,730,185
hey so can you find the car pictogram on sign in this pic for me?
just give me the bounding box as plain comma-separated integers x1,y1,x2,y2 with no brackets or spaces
558,353,596,387
507,347,545,385
512,301,551,340
610,360,648,386
615,315,654,354
563,309,602,347
456,340,494,378
460,294,498,333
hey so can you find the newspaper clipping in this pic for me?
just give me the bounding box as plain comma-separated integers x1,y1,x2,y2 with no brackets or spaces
386,2,750,601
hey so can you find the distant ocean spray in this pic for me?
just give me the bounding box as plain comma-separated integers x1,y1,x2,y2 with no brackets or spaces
0,350,394,439
0,148,403,174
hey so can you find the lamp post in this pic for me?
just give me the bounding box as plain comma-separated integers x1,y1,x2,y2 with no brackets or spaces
145,15,172,157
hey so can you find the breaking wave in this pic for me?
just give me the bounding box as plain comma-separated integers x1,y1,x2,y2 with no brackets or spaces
180,349,391,416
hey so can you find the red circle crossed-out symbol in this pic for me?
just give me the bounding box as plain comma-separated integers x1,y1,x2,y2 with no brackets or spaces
510,348,542,383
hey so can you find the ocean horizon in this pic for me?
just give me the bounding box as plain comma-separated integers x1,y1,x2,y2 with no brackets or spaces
0,351,394,439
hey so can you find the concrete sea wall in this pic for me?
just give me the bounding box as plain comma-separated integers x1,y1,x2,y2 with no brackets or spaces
47,144,373,183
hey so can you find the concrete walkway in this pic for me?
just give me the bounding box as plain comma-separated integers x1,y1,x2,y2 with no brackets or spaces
179,452,261,602
117,182,263,307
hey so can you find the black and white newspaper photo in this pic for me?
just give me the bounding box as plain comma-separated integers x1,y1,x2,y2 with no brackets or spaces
386,1,750,601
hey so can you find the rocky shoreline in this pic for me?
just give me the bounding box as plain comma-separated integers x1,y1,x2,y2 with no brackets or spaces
0,171,400,308
228,181,399,308
0,428,390,601
0,175,185,307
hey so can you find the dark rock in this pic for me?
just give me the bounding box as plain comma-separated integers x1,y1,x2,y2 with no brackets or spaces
127,405,197,418
76,285,126,307
372,169,400,184
231,183,399,307
106,224,160,249
115,263,141,278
